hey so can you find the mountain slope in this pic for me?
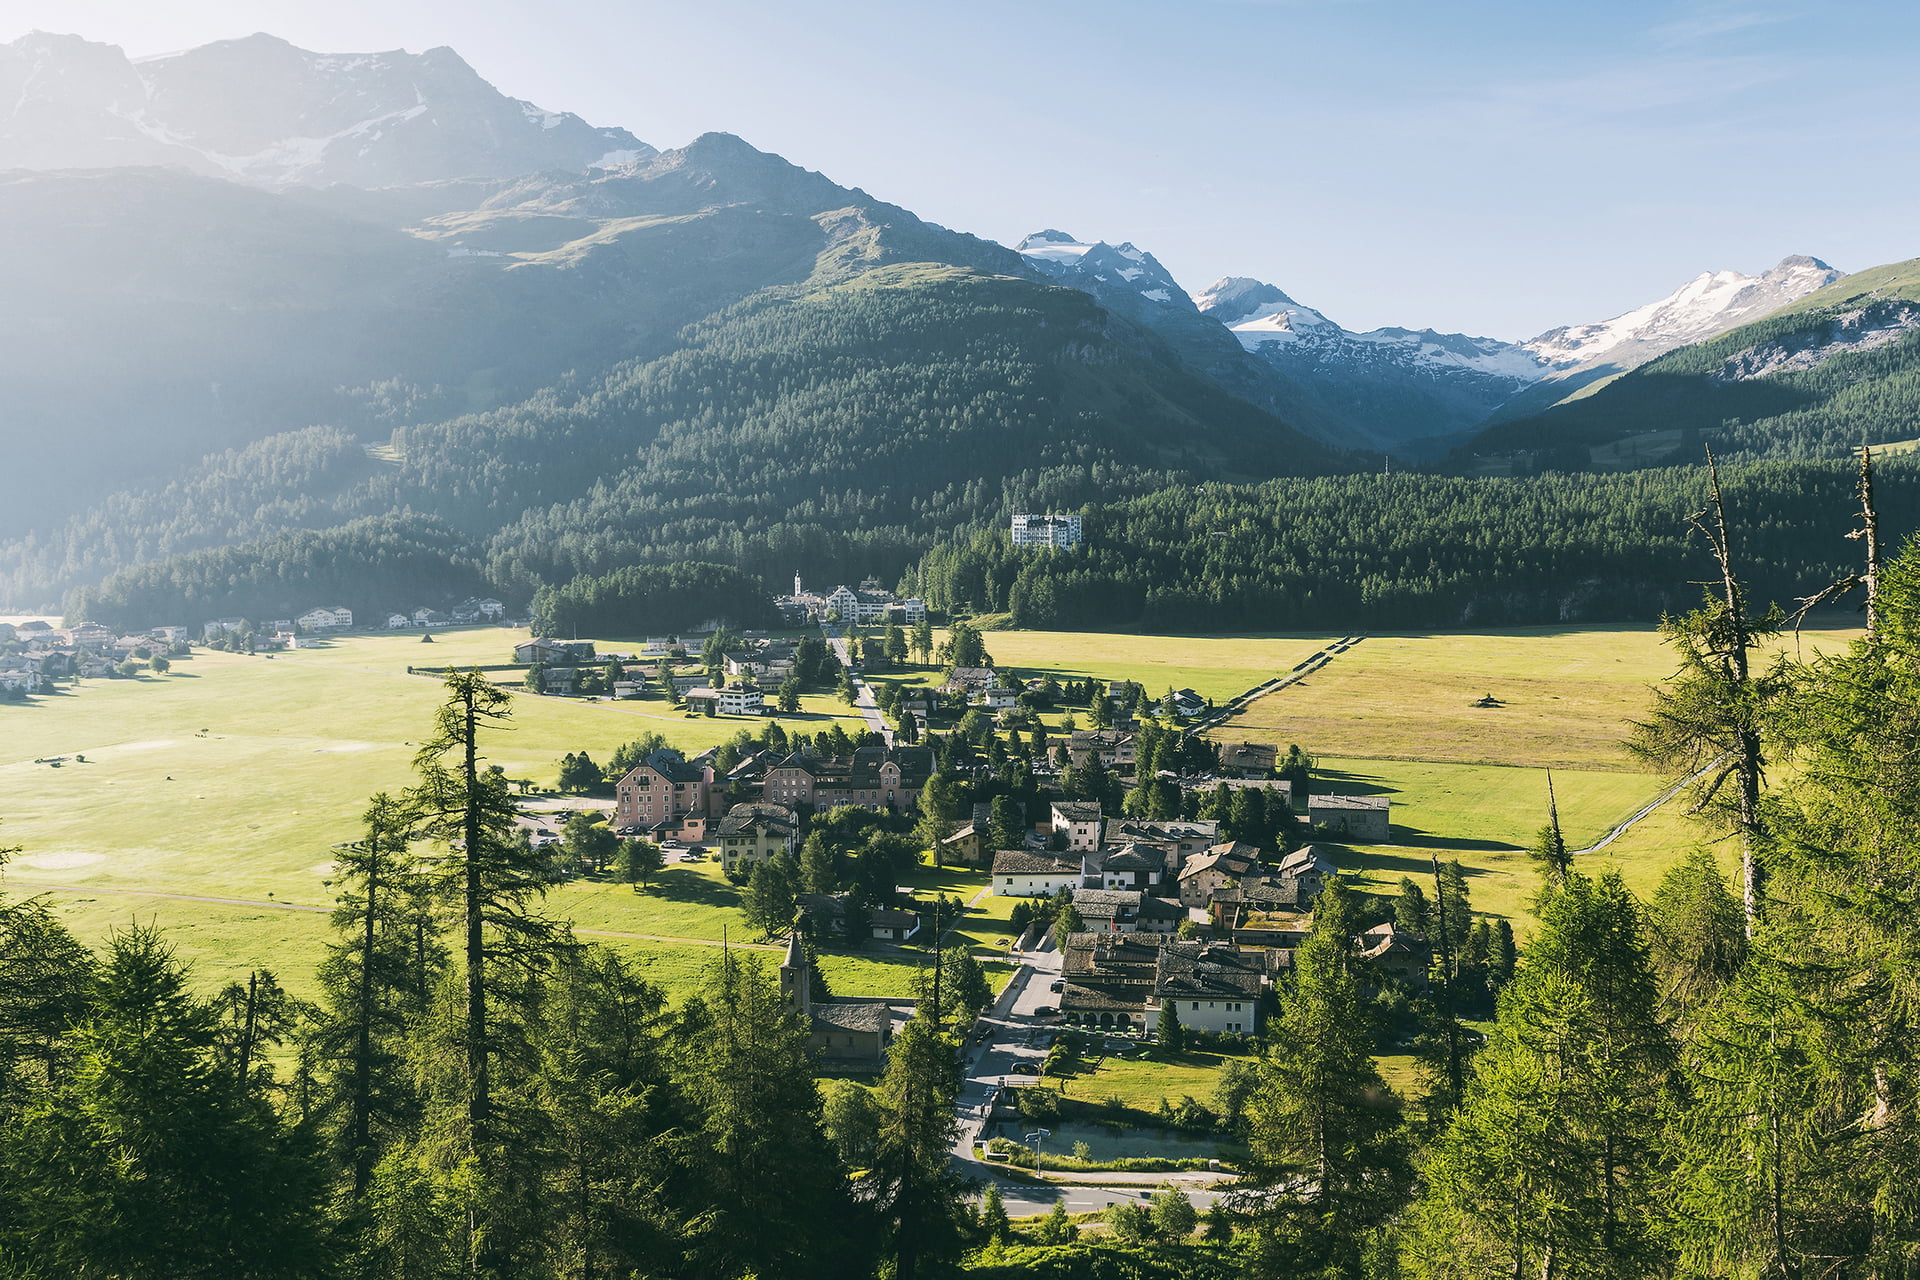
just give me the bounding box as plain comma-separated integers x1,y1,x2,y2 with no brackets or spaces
0,39,1347,614
1193,276,1549,453
0,31,650,186
1489,255,1845,423
1012,232,1356,445
1467,257,1920,469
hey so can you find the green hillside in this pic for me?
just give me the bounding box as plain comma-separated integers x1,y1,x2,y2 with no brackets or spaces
0,134,1350,617
1465,256,1920,469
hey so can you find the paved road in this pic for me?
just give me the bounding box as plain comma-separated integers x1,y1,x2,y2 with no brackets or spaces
944,933,1235,1215
829,635,893,745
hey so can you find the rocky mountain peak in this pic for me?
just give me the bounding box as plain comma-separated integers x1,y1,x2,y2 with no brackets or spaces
0,31,653,188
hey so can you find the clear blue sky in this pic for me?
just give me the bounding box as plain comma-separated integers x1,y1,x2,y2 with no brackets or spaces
6,0,1915,339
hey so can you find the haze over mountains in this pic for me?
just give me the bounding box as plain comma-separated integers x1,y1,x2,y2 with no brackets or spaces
0,30,649,186
1,29,1915,627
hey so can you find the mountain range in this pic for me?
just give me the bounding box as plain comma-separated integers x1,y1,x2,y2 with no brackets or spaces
0,29,1914,623
1014,228,1844,453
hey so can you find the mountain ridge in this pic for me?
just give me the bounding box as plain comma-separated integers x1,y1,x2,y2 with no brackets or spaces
0,30,651,187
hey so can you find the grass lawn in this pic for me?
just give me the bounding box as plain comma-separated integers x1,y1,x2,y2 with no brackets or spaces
1059,1048,1247,1110
1224,623,1861,770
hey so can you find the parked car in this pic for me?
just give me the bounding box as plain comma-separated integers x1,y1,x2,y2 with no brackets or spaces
1048,980,1063,993
1034,1006,1056,1017
1010,1062,1039,1076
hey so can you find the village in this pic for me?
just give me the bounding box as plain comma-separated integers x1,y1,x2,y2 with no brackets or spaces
484,584,1414,1085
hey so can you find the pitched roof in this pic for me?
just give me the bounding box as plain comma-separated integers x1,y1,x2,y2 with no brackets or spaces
1179,844,1259,882
1093,843,1166,873
1308,793,1390,811
1220,741,1278,770
1051,800,1103,822
811,1003,891,1034
992,850,1080,877
717,803,797,838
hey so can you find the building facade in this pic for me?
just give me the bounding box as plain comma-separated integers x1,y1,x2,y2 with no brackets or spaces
1010,512,1084,549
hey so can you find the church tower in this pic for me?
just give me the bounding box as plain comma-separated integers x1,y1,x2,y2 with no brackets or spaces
780,929,812,1022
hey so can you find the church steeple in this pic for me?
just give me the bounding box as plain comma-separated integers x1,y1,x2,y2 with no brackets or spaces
779,928,811,1022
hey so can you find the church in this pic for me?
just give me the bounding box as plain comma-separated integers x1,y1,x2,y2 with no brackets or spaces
780,931,895,1064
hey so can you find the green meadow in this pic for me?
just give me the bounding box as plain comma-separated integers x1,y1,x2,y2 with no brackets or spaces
2,619,1860,989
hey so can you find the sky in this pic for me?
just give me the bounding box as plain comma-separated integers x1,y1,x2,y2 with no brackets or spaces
4,0,1916,340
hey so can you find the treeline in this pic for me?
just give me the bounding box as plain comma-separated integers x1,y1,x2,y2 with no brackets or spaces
66,515,490,630
529,562,780,636
0,426,384,607
911,455,1920,630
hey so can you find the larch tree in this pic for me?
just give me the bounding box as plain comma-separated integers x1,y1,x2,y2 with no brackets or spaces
1237,917,1409,1279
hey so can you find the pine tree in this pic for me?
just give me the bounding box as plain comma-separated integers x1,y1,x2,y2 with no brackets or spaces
1402,872,1673,1279
1157,999,1185,1056
407,672,564,1274
978,1182,1010,1244
872,1013,965,1280
2,927,330,1278
310,791,438,1201
1629,453,1783,933
675,948,854,1280
1237,918,1408,1278
743,854,798,939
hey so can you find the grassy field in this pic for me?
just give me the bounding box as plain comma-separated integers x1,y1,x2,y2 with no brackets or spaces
1055,1048,1248,1110
941,629,1333,706
4,618,1857,994
0,626,871,994
1210,623,1861,928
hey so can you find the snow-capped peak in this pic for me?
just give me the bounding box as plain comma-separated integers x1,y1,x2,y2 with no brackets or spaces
1524,256,1843,368
1013,229,1190,307
1014,229,1094,265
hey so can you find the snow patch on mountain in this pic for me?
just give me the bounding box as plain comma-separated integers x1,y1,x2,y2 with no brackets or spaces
1015,230,1191,309
1524,256,1843,368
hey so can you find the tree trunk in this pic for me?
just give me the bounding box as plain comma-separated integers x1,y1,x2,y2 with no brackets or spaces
463,693,490,1135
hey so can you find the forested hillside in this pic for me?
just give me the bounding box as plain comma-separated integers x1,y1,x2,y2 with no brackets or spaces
1470,257,1920,468
910,456,1919,631
32,261,1348,626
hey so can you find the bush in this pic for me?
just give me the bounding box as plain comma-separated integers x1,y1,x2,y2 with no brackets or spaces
1149,1184,1198,1239
1015,1087,1059,1123
1103,1202,1151,1243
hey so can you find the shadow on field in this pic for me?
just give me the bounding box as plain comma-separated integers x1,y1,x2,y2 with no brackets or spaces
1387,828,1524,853
1343,846,1513,881
1313,768,1399,796
648,865,738,908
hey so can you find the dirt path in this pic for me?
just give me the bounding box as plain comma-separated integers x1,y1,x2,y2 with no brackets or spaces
1198,634,1366,731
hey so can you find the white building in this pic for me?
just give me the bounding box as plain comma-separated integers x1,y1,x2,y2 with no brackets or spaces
823,583,927,626
717,685,766,716
1050,801,1104,853
386,613,412,629
991,850,1082,897
1011,512,1083,549
297,606,353,632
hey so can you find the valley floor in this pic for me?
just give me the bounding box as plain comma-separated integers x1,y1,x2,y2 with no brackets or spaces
0,621,1859,998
